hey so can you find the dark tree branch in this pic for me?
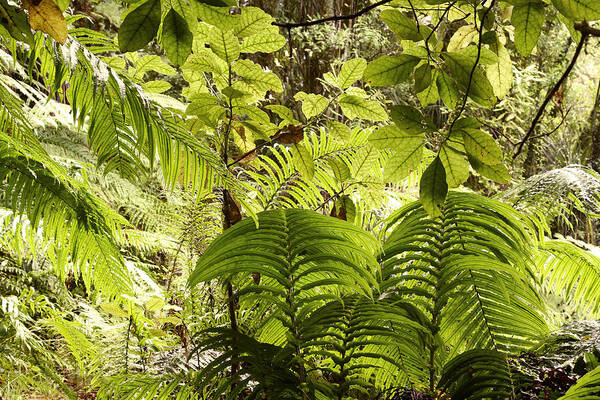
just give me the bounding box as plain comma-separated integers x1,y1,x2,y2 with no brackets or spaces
272,0,393,29
513,32,588,159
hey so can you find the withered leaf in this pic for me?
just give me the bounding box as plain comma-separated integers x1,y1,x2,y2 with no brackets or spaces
272,125,304,144
23,0,67,44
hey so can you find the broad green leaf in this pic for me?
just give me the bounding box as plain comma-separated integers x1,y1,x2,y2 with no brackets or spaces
338,95,388,121
134,55,177,78
417,70,440,106
145,297,165,312
241,32,286,53
353,145,380,178
234,105,271,124
22,0,67,44
379,9,422,41
100,303,130,318
551,0,600,21
186,93,223,117
118,0,161,52
234,7,275,37
447,25,477,52
291,143,315,179
328,158,351,182
439,142,469,188
328,121,352,142
142,80,172,93
265,105,299,125
456,46,499,65
512,2,545,56
437,71,460,109
390,105,429,130
363,55,420,86
162,8,193,67
233,59,283,95
419,156,448,217
369,125,423,149
338,58,367,89
170,0,196,27
193,2,238,30
468,155,511,183
182,48,227,82
414,64,433,93
208,26,240,63
461,128,503,165
444,52,497,107
486,41,513,99
295,93,328,119
195,0,236,6
383,139,423,182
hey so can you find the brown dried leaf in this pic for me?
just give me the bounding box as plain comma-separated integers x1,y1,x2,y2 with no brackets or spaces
272,125,304,144
223,189,242,229
23,0,67,44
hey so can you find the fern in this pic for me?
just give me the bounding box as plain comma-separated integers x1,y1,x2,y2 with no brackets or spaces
378,191,548,385
535,238,600,318
0,133,132,297
558,365,600,400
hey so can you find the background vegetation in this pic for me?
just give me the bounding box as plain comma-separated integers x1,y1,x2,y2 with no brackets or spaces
2,0,600,399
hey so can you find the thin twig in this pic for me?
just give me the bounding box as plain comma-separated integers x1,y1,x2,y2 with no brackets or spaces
513,33,588,159
273,0,393,29
529,106,572,140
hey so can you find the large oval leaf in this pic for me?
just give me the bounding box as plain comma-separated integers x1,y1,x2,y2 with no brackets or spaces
118,0,161,52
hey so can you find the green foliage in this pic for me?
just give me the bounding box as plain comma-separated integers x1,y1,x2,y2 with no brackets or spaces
2,0,600,397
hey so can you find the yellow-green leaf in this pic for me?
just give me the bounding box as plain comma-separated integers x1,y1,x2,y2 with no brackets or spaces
291,143,315,179
379,9,422,41
208,26,240,63
383,139,423,182
486,40,513,99
512,1,545,56
338,95,387,121
461,128,503,165
551,0,600,21
241,32,286,53
162,8,193,67
23,0,67,44
439,142,469,188
338,58,367,89
364,55,420,86
295,93,328,120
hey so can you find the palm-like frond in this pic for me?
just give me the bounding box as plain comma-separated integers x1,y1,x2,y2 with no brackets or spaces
535,238,600,318
0,133,132,297
437,349,512,400
11,34,227,192
558,365,600,400
379,192,548,383
189,209,384,396
243,132,362,212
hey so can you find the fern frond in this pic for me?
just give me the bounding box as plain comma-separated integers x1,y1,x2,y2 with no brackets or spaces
558,365,600,400
535,238,600,318
437,349,512,400
380,191,548,364
0,133,132,297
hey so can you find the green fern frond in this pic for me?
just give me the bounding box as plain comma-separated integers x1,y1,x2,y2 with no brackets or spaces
437,349,512,400
380,192,548,373
558,365,600,400
535,238,600,318
0,133,132,297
